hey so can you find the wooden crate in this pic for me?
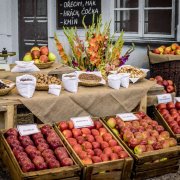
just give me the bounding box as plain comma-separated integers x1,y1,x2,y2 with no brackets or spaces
54,118,133,180
0,125,81,180
102,116,180,180
154,106,180,144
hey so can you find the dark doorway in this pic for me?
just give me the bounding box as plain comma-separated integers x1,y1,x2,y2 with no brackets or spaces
18,0,48,59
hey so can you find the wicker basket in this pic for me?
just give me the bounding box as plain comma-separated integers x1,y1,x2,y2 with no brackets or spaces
36,84,49,91
0,86,14,96
79,80,104,87
35,61,54,69
147,46,180,96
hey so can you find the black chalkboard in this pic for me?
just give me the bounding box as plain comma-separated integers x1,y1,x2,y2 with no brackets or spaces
57,0,101,29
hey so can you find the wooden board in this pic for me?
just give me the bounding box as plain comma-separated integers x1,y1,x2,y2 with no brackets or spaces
54,118,134,180
0,125,81,180
102,116,180,179
154,106,180,144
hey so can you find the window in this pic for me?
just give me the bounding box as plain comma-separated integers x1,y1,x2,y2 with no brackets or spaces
111,0,176,40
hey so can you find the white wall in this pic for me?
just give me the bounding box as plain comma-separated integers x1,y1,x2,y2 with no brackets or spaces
0,0,179,68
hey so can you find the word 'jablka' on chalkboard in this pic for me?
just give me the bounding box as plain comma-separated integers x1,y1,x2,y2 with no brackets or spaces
57,0,101,28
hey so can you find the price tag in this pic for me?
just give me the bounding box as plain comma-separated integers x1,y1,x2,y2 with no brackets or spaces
157,94,172,104
71,116,94,129
174,97,180,103
116,113,138,121
17,124,40,136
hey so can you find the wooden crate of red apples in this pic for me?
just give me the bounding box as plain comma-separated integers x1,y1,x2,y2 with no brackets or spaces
55,119,133,180
150,76,175,93
104,112,180,179
0,125,80,180
155,101,180,143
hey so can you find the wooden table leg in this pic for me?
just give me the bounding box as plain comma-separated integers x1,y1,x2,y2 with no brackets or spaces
4,105,15,128
139,94,147,113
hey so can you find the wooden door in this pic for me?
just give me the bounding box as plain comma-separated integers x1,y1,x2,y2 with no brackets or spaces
18,0,48,59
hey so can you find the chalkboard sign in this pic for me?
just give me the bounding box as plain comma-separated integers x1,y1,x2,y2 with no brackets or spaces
57,0,101,29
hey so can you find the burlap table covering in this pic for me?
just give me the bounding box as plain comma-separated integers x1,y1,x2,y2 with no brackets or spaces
149,51,180,64
1,79,155,124
0,63,74,81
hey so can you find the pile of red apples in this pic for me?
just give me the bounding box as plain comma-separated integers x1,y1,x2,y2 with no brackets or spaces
58,119,129,165
106,112,177,155
150,76,175,93
5,125,74,172
157,102,180,134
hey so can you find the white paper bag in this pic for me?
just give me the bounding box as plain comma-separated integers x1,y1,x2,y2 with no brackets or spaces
119,73,130,88
62,73,78,93
16,74,36,98
108,74,121,90
11,61,40,73
48,84,61,96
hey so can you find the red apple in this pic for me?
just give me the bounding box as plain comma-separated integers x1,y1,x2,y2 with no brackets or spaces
99,128,107,136
94,148,103,156
72,128,82,138
39,55,48,63
82,157,93,165
146,144,154,152
166,102,175,110
92,156,102,163
100,141,109,149
95,135,103,143
48,159,60,168
134,132,143,141
141,131,150,139
167,80,173,86
92,141,100,149
108,139,118,147
67,138,77,146
155,125,164,133
37,143,49,152
34,138,46,146
81,128,91,135
61,157,73,166
86,149,94,157
160,109,169,116
156,103,166,111
118,151,129,159
82,141,92,150
110,153,119,160
162,140,170,149
91,129,99,136
128,138,140,149
112,145,123,153
5,128,18,137
79,151,87,159
22,162,35,172
175,102,180,110
73,144,83,154
76,136,85,144
94,120,103,129
153,142,163,150
31,132,43,140
62,130,73,138
134,145,146,154
147,136,156,145
123,131,134,142
40,46,49,56
166,85,174,93
102,133,113,142
58,121,68,131
67,120,74,129
86,134,95,143
160,131,170,139
100,154,109,161
55,148,69,161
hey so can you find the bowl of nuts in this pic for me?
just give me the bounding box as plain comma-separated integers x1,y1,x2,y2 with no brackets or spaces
0,80,15,96
35,73,61,90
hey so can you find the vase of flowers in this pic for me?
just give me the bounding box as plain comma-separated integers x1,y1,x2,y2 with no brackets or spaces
54,15,134,77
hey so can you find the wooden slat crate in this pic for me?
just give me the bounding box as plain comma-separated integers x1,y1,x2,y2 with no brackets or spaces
0,125,81,180
54,118,133,180
102,116,180,180
154,106,180,144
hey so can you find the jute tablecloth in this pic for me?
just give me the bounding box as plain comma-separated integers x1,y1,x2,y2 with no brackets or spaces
2,79,155,124
0,63,75,81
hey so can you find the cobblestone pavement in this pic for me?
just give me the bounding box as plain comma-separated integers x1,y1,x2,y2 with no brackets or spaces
0,159,179,180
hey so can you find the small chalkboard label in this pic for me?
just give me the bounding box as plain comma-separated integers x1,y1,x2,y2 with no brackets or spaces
57,0,101,28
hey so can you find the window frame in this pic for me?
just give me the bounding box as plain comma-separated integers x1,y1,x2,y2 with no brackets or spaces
110,0,176,39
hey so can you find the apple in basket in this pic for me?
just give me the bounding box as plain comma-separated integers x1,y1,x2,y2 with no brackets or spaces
39,55,48,63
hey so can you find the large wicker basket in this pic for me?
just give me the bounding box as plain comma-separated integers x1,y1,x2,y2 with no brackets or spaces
147,46,180,96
